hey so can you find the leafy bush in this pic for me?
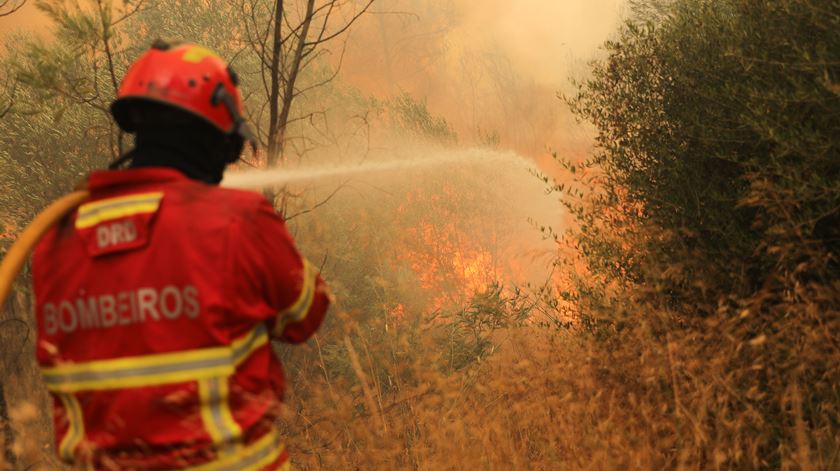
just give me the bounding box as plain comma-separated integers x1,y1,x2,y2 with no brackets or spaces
547,0,840,467
437,283,531,372
385,94,458,144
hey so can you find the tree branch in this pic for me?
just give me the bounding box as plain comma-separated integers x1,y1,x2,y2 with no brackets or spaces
285,180,348,220
294,37,347,97
96,0,134,158
241,0,375,169
0,0,26,17
304,0,373,47
0,80,16,119
267,0,285,163
110,0,146,26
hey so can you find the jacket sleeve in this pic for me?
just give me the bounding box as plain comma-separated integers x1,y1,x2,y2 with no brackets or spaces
234,197,331,343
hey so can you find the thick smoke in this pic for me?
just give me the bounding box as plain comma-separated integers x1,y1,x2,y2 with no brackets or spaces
339,0,626,158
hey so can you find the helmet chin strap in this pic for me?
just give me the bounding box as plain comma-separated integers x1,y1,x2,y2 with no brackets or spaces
211,84,258,160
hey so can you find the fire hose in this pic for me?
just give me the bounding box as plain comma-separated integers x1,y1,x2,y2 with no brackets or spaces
0,191,90,309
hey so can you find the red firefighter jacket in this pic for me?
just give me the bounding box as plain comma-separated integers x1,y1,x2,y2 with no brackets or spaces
32,167,330,470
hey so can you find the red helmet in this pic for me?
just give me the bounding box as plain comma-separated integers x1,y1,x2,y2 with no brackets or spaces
111,40,256,146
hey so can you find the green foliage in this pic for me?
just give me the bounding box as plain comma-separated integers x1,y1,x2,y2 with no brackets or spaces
438,283,531,372
0,1,152,234
566,0,840,303
553,0,840,467
386,94,458,144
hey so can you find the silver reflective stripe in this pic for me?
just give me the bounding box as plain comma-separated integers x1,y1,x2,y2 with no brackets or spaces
215,432,282,471
183,428,285,471
43,354,230,387
58,393,85,461
43,324,268,392
233,325,267,363
204,377,240,456
287,270,315,323
276,260,317,332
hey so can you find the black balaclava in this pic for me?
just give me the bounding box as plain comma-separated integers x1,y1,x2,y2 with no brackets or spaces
113,102,243,185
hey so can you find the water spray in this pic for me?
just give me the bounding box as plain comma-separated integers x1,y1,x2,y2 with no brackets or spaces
222,148,527,190
0,148,534,309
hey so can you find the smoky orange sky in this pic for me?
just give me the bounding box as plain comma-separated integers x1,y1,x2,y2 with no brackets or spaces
341,0,626,158
0,0,626,158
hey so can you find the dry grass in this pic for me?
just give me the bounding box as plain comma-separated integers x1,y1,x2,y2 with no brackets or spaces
274,299,838,470
5,276,839,470
3,199,838,470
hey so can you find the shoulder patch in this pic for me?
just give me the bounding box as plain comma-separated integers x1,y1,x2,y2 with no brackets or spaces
76,192,164,229
75,192,164,257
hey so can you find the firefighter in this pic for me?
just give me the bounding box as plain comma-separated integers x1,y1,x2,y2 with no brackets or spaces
32,41,330,470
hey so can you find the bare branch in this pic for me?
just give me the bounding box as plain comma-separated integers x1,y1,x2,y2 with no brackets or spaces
285,181,348,220
297,47,329,75
295,38,347,97
0,79,16,119
110,0,146,26
95,0,120,94
313,0,338,44
305,0,374,47
285,109,327,126
0,0,26,17
281,1,335,46
239,0,375,168
267,0,286,162
0,101,12,119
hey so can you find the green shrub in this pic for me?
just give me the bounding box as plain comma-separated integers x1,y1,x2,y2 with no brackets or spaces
551,0,840,467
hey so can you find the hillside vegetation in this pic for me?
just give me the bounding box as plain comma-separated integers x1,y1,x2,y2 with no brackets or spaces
1,0,839,469
253,1,840,468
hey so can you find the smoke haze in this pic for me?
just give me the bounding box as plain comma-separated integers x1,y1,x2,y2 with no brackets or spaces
0,0,626,286
340,0,626,157
1,1,625,157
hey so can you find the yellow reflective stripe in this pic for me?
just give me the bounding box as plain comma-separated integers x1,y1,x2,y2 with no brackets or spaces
75,192,164,229
77,192,164,215
57,393,84,462
42,325,269,392
43,345,233,392
199,377,243,457
232,324,269,364
274,259,317,336
184,428,285,471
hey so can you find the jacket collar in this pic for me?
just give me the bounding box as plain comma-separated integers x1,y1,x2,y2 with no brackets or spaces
87,167,194,193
